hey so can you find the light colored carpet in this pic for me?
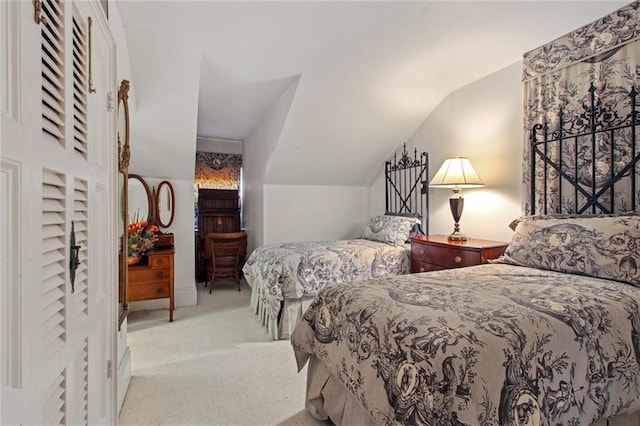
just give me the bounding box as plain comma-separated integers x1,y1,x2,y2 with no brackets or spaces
118,279,330,426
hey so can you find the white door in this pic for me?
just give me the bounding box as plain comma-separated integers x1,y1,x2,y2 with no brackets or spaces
1,1,117,424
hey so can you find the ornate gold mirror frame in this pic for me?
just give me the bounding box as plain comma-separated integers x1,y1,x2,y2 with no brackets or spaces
118,79,130,328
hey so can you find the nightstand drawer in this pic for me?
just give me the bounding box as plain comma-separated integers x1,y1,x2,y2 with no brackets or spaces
425,246,481,268
129,282,170,301
411,258,447,273
150,255,171,268
127,249,175,321
129,267,170,283
410,235,508,274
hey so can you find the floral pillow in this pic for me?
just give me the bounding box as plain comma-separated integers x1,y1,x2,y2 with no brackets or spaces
361,215,421,246
385,212,425,239
495,213,640,286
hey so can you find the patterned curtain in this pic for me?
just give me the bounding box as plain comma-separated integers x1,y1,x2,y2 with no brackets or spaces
522,1,640,214
194,152,242,190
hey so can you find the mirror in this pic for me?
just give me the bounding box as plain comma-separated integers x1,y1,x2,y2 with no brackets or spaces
128,174,152,224
117,79,130,328
155,180,175,228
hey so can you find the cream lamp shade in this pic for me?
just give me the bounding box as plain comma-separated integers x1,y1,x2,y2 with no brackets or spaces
430,157,484,241
429,157,484,188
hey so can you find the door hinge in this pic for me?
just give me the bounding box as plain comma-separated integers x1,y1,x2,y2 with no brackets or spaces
107,360,113,379
88,17,96,94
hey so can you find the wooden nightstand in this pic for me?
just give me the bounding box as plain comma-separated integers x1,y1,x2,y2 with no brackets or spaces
410,235,508,273
128,248,175,321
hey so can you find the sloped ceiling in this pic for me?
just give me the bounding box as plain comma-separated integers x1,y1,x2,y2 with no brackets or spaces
115,1,628,185
124,26,201,180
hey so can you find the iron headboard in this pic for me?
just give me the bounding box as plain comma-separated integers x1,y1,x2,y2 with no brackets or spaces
531,83,640,215
385,144,429,234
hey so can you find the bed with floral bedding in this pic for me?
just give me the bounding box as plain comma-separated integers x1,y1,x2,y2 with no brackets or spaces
243,214,422,340
291,214,640,425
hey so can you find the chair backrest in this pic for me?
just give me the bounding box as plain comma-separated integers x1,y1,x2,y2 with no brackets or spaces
204,232,247,278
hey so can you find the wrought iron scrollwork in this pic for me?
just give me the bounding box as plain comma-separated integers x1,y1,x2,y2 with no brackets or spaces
531,83,640,214
385,143,429,234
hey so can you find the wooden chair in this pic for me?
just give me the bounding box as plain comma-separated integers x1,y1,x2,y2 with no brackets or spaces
204,232,247,293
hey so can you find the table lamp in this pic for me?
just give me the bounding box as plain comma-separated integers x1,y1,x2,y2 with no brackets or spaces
429,157,484,241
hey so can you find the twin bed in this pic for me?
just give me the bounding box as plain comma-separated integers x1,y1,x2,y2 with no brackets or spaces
292,214,640,425
243,146,429,340
244,234,413,340
289,79,640,425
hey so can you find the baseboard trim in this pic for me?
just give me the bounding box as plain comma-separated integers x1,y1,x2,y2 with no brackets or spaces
175,283,198,306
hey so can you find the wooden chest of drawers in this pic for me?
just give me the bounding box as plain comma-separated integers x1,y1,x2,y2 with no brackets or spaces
128,248,174,321
410,235,508,273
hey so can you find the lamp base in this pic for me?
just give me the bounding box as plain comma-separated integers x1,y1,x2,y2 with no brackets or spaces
448,232,468,241
448,194,467,241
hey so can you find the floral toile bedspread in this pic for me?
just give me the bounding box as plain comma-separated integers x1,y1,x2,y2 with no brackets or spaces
243,239,410,321
291,264,640,425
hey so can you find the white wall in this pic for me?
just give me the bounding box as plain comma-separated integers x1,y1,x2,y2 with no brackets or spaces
122,27,200,310
372,62,524,243
109,7,199,406
264,185,370,244
245,76,375,250
369,171,386,217
243,77,300,253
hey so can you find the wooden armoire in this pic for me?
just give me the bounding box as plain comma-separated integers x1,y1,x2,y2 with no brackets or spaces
196,189,242,280
198,189,240,233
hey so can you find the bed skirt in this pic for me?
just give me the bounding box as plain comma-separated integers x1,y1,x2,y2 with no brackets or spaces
247,275,314,340
304,355,640,426
305,356,377,425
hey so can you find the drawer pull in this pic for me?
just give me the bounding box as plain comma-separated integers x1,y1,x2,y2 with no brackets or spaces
157,287,164,294
419,266,425,272
156,272,164,278
157,258,164,265
454,256,462,264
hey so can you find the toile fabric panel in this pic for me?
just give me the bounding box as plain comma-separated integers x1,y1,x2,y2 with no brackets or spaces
292,263,640,425
194,151,242,190
521,1,640,215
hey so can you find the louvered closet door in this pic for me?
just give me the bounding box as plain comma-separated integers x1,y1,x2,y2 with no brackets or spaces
1,1,116,424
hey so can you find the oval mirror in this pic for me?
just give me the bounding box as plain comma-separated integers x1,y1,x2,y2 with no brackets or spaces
128,174,152,224
156,180,175,228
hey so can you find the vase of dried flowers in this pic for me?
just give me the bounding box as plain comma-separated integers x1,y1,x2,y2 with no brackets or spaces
127,220,159,262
